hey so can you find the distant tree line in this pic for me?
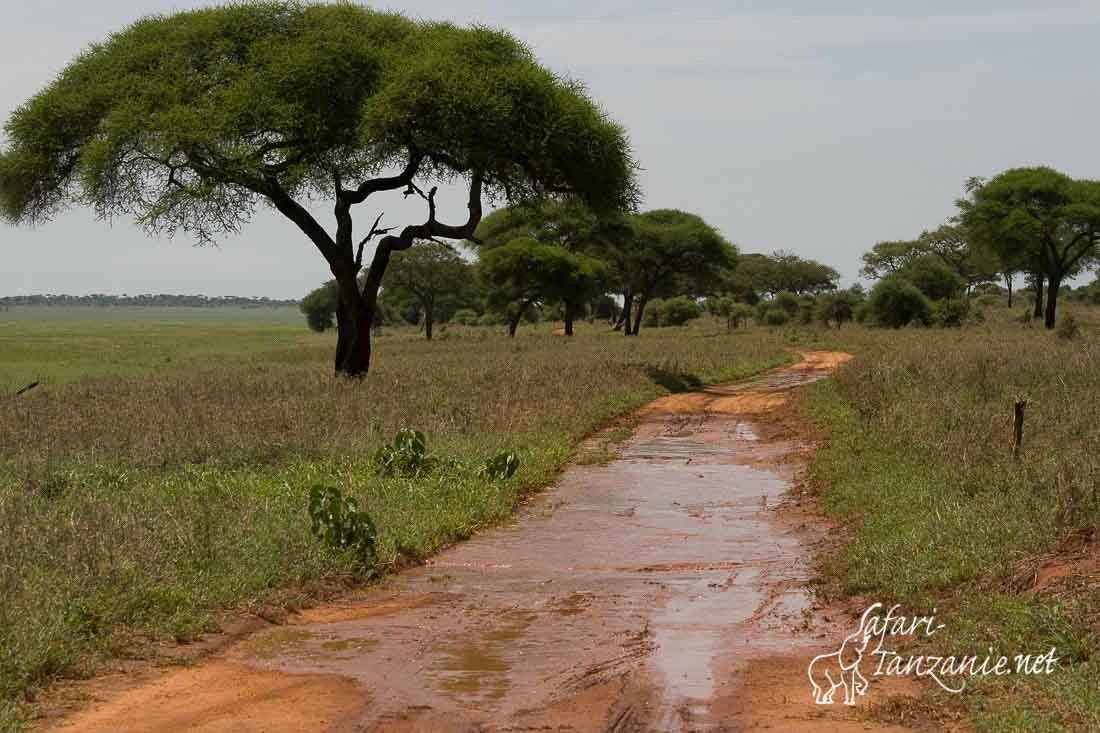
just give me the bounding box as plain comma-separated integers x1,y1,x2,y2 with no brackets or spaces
298,201,848,337
1,294,298,308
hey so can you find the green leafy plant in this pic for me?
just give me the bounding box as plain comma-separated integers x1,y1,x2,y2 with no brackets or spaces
481,451,520,481
308,485,377,567
373,427,431,477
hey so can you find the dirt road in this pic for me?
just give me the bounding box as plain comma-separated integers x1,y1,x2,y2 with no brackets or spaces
46,351,920,732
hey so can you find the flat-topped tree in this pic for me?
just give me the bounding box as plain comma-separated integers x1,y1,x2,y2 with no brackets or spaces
473,199,628,334
959,167,1100,329
0,2,636,377
596,210,735,335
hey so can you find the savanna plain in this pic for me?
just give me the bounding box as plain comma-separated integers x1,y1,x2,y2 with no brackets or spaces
1,304,1098,732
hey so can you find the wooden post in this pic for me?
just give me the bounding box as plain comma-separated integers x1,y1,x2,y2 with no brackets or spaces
1012,400,1028,460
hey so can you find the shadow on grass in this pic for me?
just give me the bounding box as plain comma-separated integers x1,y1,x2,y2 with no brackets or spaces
645,366,704,394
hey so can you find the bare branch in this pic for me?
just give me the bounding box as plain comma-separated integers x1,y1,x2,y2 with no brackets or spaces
355,212,396,269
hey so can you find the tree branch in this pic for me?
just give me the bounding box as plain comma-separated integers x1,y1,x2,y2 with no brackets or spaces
339,151,424,205
356,212,395,269
360,170,485,307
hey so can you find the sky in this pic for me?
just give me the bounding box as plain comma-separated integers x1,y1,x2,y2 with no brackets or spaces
2,1,1099,298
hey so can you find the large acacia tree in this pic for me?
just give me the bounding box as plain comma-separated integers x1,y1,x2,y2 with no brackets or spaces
0,2,636,376
959,167,1100,329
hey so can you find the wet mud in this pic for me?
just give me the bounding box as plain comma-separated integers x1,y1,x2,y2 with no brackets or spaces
49,351,923,732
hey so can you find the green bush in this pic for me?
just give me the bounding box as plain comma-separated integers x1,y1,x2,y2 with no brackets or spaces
373,428,431,478
451,308,480,326
1057,313,1081,340
480,451,520,481
763,308,790,326
797,297,816,325
896,255,965,300
774,291,800,316
658,296,702,326
930,297,970,327
308,486,377,569
867,276,931,328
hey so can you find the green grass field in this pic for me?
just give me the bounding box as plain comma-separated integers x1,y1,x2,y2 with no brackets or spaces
803,305,1100,732
2,304,1098,731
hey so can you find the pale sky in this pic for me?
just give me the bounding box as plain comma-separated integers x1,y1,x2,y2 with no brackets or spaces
2,1,1099,298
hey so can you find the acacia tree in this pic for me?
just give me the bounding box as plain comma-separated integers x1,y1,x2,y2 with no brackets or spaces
959,167,1100,328
474,199,624,335
382,241,469,340
0,3,636,376
478,238,608,336
597,209,734,335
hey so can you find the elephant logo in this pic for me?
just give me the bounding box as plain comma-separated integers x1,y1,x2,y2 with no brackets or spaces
807,605,881,706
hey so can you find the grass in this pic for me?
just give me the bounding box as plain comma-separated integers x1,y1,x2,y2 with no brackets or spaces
802,304,1100,732
0,313,793,729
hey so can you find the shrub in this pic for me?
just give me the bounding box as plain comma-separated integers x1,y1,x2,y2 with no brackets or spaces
797,297,816,325
481,451,520,481
896,255,965,300
373,428,431,477
774,291,800,317
658,296,702,326
763,308,790,326
642,299,663,327
729,303,753,329
308,486,377,568
931,297,970,328
1057,313,1080,340
451,308,480,326
868,276,931,328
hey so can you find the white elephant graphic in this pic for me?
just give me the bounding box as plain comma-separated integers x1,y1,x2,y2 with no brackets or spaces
807,606,878,705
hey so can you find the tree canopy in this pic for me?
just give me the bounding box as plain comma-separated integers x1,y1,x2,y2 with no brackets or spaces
478,238,608,336
597,209,734,335
958,167,1100,328
0,1,637,375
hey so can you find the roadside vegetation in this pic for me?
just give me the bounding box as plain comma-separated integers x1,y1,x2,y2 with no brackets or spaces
0,315,792,729
804,304,1100,732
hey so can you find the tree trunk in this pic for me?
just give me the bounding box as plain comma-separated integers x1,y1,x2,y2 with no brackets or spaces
1004,272,1014,309
631,297,649,336
333,289,372,377
563,302,575,336
1033,273,1044,319
424,301,434,341
622,293,635,336
508,299,532,338
1044,274,1061,329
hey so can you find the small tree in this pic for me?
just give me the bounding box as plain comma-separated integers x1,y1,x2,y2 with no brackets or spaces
300,281,338,332
473,199,625,335
0,3,636,376
478,238,607,337
382,242,470,340
596,209,734,335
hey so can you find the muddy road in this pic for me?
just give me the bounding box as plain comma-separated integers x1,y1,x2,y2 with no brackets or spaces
49,351,918,732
